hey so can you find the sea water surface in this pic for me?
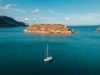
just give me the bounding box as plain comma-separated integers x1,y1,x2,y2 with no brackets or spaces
0,26,100,75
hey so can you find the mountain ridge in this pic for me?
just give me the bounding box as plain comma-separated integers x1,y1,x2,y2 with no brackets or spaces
0,16,29,27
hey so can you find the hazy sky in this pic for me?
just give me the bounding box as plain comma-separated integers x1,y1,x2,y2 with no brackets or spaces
0,0,100,25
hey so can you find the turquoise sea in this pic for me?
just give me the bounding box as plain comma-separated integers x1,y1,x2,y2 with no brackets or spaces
0,25,100,75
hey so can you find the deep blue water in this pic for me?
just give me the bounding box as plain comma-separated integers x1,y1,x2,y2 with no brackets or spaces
0,26,100,75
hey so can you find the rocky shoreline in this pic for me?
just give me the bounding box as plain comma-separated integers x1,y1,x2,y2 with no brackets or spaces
24,24,73,34
96,26,100,31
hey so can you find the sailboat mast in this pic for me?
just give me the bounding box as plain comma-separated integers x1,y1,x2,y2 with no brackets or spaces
47,44,48,57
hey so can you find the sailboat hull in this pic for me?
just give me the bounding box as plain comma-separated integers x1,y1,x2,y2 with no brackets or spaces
44,56,53,62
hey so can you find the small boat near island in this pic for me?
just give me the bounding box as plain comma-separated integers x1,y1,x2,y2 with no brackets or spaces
44,44,53,63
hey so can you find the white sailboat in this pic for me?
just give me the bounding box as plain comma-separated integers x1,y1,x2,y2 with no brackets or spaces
44,44,53,62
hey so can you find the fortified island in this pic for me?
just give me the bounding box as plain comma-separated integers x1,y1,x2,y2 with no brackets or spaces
24,24,75,34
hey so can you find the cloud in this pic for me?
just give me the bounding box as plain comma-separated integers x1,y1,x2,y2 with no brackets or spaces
0,4,12,11
32,18,37,21
41,17,51,20
12,8,26,13
0,4,25,13
70,13,100,21
48,9,62,16
64,13,100,25
48,9,57,14
65,17,70,21
32,8,39,13
24,18,29,21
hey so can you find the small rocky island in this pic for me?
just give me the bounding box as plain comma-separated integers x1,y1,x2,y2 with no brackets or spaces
24,24,74,34
0,16,28,27
96,26,100,31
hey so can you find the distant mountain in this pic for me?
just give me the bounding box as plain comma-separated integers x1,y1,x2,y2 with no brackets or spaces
0,16,29,27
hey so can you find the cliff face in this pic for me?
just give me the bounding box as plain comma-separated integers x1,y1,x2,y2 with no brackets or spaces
24,24,72,34
0,16,28,27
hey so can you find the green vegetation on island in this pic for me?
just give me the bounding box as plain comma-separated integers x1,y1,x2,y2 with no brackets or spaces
0,16,29,27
